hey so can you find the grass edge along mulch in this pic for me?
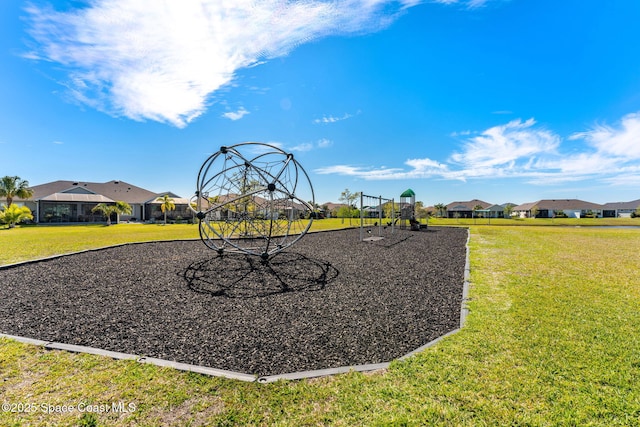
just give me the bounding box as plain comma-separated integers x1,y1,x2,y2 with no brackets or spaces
1,226,640,426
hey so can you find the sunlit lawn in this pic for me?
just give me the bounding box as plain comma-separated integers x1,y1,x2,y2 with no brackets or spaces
427,216,640,226
1,223,639,425
0,218,353,266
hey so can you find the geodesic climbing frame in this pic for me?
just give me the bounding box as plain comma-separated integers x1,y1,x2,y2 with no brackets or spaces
190,143,315,260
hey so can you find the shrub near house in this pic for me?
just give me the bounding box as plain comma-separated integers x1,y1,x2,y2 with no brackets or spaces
0,204,33,228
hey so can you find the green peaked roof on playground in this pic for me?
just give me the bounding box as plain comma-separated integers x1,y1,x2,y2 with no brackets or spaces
400,189,415,197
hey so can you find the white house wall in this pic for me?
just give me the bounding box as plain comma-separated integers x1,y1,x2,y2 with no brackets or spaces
564,210,581,218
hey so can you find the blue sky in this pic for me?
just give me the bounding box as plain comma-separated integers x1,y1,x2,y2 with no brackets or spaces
2,0,640,206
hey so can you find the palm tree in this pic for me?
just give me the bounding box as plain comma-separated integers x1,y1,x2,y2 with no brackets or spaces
0,176,33,207
434,203,446,218
0,204,33,228
473,204,483,224
156,194,175,225
91,203,119,226
91,201,133,225
503,203,514,219
530,206,539,219
414,201,431,223
114,201,132,224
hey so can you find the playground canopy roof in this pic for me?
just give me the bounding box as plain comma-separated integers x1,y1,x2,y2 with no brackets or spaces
400,189,415,197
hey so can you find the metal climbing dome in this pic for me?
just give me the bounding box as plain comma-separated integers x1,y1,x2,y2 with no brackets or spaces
190,143,315,260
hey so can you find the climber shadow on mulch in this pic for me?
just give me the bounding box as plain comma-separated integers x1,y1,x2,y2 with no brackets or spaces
183,252,340,298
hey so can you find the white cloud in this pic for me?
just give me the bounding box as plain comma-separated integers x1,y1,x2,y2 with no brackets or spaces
450,118,560,170
527,112,640,184
315,164,405,179
291,138,334,152
466,0,491,8
315,165,364,175
313,112,354,124
316,112,640,187
430,0,492,8
604,172,640,187
317,138,333,148
316,157,447,180
25,0,418,128
222,107,250,121
570,112,640,159
405,157,449,173
450,130,472,137
291,142,315,152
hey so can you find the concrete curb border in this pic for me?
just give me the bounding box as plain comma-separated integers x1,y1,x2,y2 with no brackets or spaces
0,333,258,383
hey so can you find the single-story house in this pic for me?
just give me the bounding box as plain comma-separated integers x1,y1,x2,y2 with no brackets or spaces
145,192,194,222
8,180,192,223
601,199,640,218
483,203,517,219
361,205,380,218
197,192,310,220
512,199,604,218
320,202,349,218
445,199,493,218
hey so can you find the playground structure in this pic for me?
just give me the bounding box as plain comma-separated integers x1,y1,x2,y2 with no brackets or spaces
359,193,395,241
399,188,420,231
190,143,315,260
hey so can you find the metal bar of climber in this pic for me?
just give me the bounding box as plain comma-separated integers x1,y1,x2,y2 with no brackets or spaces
189,142,314,259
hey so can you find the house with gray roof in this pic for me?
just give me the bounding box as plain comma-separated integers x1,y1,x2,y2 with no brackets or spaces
485,203,517,218
512,199,604,218
8,180,192,223
601,199,640,218
445,199,493,218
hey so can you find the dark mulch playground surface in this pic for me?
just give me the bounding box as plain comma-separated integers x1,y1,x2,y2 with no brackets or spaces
0,227,468,377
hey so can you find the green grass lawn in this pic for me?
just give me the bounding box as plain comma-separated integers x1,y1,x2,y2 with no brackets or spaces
1,224,639,426
426,216,640,227
0,219,353,266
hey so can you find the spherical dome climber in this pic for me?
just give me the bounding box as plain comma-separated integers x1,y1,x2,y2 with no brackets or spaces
190,142,315,260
